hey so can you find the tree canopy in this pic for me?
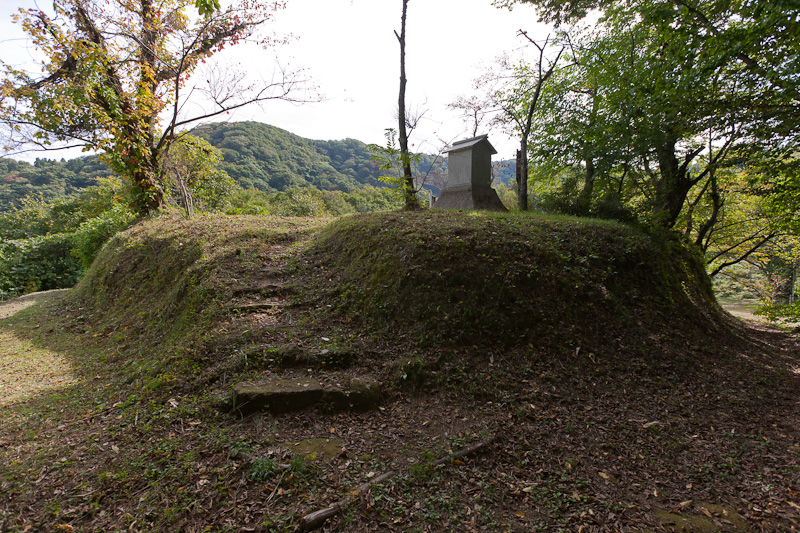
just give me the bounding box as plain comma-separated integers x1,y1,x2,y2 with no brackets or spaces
492,0,799,244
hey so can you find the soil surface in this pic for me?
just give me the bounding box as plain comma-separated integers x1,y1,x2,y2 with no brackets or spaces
1,289,799,532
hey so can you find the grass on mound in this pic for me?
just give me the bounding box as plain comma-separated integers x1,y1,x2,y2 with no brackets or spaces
302,210,722,356
56,209,732,395
66,213,328,390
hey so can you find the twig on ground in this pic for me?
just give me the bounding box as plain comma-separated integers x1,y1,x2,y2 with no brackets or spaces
298,435,496,531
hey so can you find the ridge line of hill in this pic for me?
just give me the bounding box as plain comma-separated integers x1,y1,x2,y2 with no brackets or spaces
0,121,517,211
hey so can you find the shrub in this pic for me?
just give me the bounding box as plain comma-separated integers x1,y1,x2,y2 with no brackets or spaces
0,233,81,299
71,204,137,269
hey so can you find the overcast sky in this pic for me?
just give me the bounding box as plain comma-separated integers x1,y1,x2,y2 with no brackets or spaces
0,0,550,161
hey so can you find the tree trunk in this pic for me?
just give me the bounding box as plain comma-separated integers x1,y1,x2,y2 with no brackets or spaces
397,0,419,210
177,175,194,218
652,139,694,229
576,157,595,215
693,172,722,251
518,138,528,211
129,166,165,214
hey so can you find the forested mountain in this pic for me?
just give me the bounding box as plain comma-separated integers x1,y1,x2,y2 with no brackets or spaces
0,121,515,211
191,122,387,192
0,157,110,210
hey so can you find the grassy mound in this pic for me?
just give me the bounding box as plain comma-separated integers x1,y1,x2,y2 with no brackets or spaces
62,210,731,389
3,211,799,532
304,211,723,357
66,214,328,388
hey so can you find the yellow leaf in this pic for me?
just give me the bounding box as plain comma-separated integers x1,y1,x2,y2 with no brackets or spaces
598,472,610,480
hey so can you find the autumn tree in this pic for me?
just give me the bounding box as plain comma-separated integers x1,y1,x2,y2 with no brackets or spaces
1,0,309,215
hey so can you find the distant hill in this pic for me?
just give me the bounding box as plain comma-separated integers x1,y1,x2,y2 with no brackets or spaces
0,157,110,211
192,122,387,192
0,121,514,211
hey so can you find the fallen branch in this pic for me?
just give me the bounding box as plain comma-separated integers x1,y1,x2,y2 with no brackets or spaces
298,435,496,531
432,436,496,466
299,470,399,531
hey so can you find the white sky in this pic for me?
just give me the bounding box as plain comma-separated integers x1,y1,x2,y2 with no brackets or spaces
0,0,550,161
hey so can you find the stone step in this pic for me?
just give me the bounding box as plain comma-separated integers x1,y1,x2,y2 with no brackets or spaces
227,376,381,415
232,283,294,298
227,301,283,312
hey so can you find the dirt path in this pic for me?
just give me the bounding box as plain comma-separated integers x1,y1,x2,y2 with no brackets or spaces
0,290,77,407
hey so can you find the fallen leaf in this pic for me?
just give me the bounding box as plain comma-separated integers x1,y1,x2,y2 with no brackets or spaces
598,472,610,480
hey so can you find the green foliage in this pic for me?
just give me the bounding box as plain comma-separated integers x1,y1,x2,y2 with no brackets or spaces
248,457,279,481
161,135,240,217
492,0,800,282
0,233,81,299
194,122,386,193
71,204,137,269
226,185,402,217
0,177,136,298
225,188,272,215
366,128,441,207
755,302,800,323
0,156,105,211
0,195,54,240
267,188,329,217
367,128,422,202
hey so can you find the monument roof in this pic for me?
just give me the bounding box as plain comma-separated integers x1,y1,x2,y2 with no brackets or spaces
444,134,497,155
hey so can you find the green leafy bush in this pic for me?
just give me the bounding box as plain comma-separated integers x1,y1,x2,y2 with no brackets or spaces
0,233,81,299
0,177,136,299
71,204,137,269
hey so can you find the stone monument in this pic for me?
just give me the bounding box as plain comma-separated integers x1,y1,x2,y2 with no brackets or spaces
432,134,507,211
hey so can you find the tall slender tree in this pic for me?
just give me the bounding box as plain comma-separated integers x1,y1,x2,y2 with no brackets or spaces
395,0,420,210
493,33,563,210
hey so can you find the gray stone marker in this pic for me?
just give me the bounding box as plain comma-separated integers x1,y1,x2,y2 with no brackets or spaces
432,134,507,211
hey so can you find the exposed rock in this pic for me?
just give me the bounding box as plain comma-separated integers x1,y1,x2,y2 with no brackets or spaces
276,343,303,365
314,349,355,369
286,438,345,459
272,343,355,369
209,390,233,412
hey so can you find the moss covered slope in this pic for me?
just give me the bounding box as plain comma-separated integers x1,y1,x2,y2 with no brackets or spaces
304,211,725,357
64,210,733,389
